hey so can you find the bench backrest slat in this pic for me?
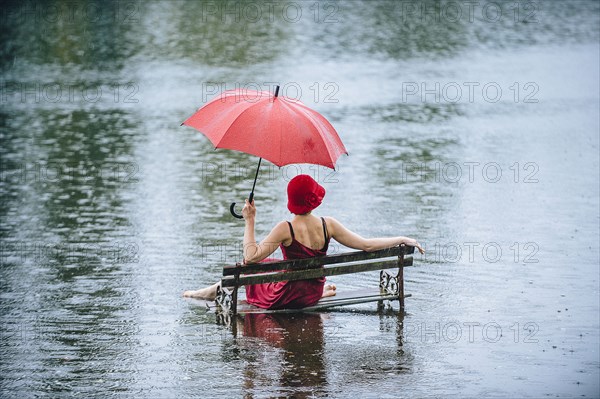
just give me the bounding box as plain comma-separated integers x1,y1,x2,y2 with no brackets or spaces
223,245,415,276
221,256,413,287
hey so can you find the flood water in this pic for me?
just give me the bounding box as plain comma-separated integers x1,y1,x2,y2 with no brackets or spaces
1,1,599,397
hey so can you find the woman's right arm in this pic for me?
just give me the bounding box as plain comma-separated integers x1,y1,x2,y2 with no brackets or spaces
242,200,289,263
327,217,425,254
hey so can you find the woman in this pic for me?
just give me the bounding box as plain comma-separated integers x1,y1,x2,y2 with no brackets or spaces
183,174,425,309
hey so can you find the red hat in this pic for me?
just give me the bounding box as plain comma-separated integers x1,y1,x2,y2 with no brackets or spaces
287,175,326,214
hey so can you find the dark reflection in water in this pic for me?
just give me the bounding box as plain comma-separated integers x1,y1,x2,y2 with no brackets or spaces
351,1,471,59
1,0,141,393
364,103,467,125
235,310,412,397
0,106,140,393
305,0,600,60
150,1,290,67
241,313,328,398
0,0,143,70
1,0,293,69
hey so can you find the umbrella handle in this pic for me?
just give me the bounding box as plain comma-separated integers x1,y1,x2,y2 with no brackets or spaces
230,158,260,219
229,202,243,219
229,192,254,219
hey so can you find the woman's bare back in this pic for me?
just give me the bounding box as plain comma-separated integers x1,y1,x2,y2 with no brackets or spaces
284,214,328,250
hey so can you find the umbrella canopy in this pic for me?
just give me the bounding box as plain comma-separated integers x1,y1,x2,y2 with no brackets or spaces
182,88,347,169
182,86,347,218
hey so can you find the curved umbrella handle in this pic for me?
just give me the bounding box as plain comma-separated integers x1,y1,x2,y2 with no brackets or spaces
229,192,254,219
230,159,260,219
229,202,243,219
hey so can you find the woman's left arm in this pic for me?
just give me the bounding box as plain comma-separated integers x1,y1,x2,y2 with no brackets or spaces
242,200,288,263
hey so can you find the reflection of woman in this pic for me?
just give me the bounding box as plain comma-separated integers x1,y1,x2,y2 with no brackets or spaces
183,175,425,309
242,313,327,396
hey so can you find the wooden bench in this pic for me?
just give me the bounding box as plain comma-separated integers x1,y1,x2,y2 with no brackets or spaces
214,245,415,323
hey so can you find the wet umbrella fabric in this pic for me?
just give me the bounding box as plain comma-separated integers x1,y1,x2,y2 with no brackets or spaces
182,87,347,218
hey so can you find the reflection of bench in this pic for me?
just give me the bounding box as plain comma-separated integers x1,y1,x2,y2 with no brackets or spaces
214,245,415,322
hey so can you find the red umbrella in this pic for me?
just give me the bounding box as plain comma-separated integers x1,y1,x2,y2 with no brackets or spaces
182,85,347,218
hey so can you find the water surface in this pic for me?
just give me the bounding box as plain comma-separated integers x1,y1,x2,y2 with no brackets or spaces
1,1,599,397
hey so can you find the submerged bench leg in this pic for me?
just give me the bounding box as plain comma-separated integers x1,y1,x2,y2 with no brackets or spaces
215,286,234,327
398,261,405,311
231,286,238,316
379,270,399,312
398,245,406,313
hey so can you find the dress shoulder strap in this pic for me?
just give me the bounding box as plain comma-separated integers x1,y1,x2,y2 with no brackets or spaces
286,221,295,239
320,217,329,242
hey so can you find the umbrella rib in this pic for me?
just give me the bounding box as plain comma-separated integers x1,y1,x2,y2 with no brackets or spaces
192,97,259,148
280,100,346,168
212,94,271,154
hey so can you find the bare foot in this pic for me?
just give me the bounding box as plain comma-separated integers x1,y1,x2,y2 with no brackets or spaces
182,288,216,300
322,283,337,298
183,289,206,299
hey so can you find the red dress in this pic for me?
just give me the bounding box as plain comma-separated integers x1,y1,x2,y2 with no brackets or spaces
245,217,330,309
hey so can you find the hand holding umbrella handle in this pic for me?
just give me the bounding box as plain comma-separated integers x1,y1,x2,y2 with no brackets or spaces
229,192,254,219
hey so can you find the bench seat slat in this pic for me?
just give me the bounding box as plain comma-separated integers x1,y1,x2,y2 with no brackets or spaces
235,291,413,314
222,257,413,287
223,245,415,276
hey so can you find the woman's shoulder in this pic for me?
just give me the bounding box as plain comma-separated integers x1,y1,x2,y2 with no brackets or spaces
321,216,339,225
273,220,291,230
321,216,348,236
320,216,339,231
269,221,293,242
